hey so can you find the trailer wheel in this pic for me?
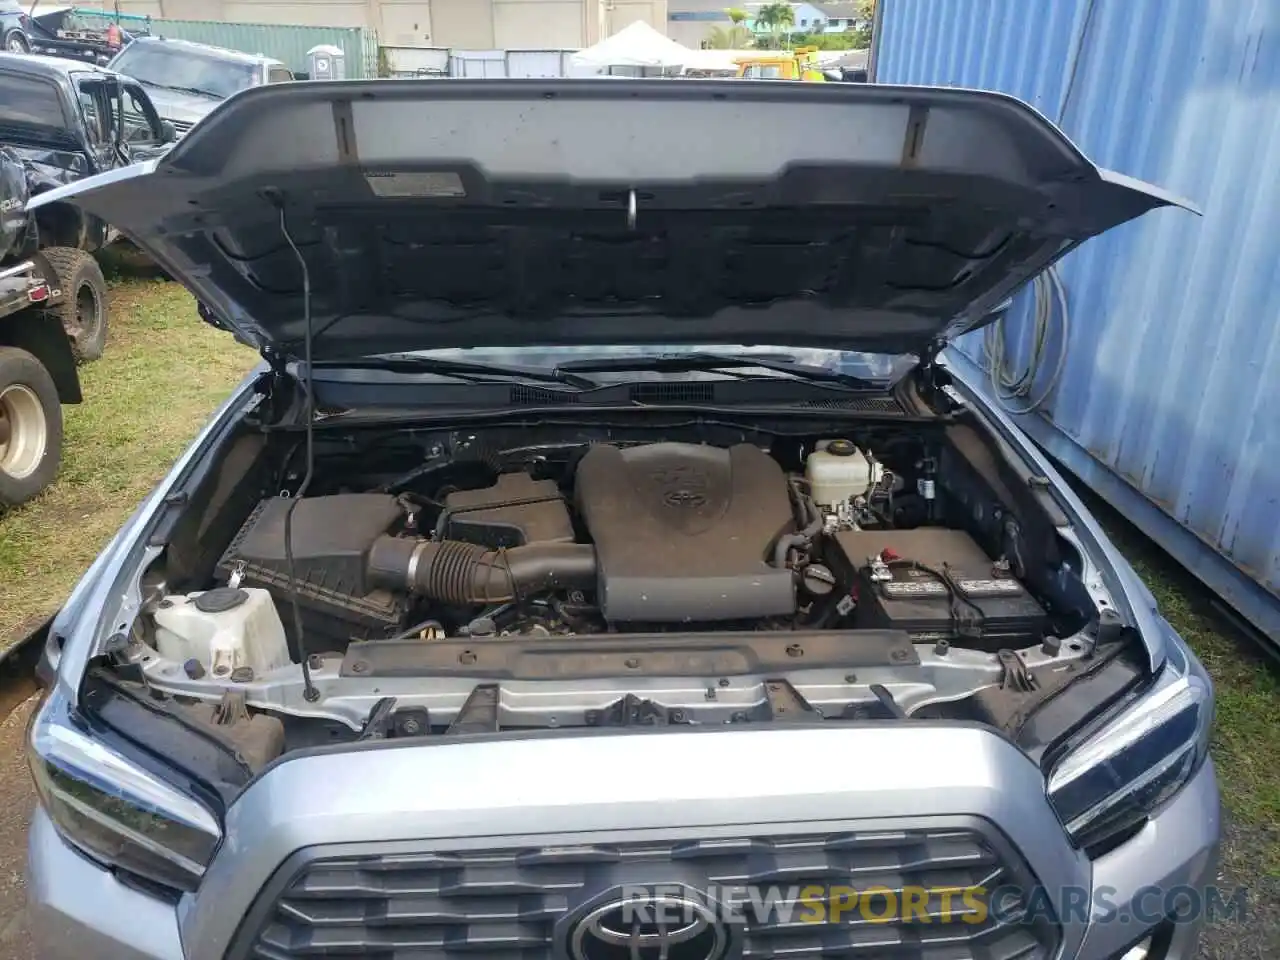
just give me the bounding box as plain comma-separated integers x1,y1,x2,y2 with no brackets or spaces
42,248,108,363
0,347,62,508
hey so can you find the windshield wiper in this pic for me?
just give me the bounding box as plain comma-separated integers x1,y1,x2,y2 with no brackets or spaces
309,355,598,389
143,81,222,98
554,352,882,389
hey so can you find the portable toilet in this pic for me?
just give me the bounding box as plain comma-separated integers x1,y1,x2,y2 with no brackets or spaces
306,44,346,80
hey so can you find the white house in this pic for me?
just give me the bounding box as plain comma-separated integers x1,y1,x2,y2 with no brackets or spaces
797,2,868,33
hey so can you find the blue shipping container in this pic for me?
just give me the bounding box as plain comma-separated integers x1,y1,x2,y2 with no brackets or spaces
873,0,1280,640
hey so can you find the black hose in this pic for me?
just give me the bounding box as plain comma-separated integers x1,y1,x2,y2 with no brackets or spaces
368,536,596,605
379,447,502,495
773,480,823,568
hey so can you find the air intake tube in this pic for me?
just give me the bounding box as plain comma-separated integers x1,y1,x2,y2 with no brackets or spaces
367,536,597,605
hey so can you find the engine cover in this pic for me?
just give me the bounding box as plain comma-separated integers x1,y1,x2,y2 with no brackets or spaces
575,442,796,622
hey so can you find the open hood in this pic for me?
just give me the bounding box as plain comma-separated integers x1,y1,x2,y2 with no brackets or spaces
31,79,1195,361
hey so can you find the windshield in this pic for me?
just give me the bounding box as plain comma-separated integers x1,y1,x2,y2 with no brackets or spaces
399,346,913,382
110,43,257,99
742,64,786,79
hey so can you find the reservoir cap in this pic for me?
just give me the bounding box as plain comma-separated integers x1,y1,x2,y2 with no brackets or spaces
194,587,249,613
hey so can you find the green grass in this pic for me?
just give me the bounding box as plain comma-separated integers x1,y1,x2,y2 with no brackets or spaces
1092,505,1280,875
0,278,258,644
1,278,1277,875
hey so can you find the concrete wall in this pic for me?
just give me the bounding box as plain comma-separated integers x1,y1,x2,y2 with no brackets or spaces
606,0,666,35
116,0,671,48
665,0,732,48
494,0,594,48
378,0,432,46
427,0,598,48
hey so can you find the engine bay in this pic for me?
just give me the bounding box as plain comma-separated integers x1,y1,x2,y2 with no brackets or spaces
103,412,1123,766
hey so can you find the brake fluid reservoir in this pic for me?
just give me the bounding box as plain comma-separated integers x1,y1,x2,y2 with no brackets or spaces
153,587,290,678
806,439,883,508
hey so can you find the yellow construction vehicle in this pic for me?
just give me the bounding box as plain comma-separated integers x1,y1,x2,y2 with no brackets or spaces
733,46,828,82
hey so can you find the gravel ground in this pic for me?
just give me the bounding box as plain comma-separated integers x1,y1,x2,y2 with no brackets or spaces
0,696,35,960
1200,814,1280,959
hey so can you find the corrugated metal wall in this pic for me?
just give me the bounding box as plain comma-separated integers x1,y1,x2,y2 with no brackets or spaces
145,17,379,77
875,0,1280,639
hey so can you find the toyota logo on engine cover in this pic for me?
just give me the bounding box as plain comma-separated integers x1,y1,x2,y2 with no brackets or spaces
567,891,729,960
663,488,707,508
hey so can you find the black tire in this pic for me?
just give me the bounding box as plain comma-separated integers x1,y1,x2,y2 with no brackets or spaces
0,347,62,509
4,31,28,54
42,247,109,363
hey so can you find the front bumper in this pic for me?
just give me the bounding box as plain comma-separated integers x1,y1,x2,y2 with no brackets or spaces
29,723,1221,960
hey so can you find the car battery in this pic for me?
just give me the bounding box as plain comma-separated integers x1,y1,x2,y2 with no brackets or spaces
830,528,1047,652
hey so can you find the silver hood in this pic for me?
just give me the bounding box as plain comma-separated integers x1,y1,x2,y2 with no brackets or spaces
30,79,1196,361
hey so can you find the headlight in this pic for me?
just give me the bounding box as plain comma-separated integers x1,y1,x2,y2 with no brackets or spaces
1047,642,1213,850
27,691,222,892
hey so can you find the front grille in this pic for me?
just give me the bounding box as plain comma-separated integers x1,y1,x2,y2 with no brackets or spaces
245,825,1056,960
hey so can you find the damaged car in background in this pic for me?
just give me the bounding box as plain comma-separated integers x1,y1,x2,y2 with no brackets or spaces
25,80,1218,960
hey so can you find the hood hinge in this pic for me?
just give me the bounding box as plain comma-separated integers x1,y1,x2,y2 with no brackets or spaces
261,347,290,377
253,349,294,422
919,338,948,386
195,300,234,333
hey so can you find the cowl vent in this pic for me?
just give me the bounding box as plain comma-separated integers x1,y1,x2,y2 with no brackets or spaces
630,382,716,404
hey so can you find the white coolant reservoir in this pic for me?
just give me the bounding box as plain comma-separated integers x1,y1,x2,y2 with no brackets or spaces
152,587,290,679
806,438,883,509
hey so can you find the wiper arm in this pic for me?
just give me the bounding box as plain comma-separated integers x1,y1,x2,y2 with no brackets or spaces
146,82,221,97
310,356,598,389
554,352,881,389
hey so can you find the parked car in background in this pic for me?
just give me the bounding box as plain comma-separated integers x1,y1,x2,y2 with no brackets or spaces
0,144,83,506
24,4,139,66
0,53,176,361
107,36,294,135
0,0,31,53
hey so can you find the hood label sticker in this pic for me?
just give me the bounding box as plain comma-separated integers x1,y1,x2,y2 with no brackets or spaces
364,171,466,198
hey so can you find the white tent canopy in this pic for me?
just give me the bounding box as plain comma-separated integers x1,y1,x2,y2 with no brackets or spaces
571,20,695,70
681,47,756,72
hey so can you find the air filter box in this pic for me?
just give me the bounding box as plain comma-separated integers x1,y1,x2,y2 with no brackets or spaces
216,494,409,654
830,528,1047,652
442,472,575,548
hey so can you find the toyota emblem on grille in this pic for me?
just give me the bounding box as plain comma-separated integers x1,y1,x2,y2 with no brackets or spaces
568,893,729,960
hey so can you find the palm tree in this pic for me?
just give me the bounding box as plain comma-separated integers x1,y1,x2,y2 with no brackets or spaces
726,7,750,25
754,2,796,49
706,24,754,49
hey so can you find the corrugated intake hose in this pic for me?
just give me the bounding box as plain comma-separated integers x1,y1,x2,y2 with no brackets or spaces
367,535,597,604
